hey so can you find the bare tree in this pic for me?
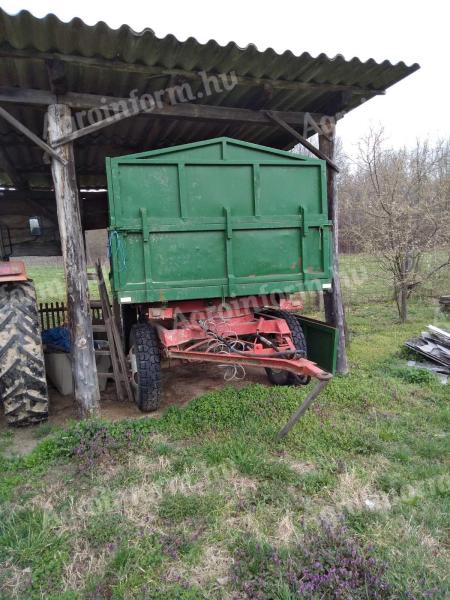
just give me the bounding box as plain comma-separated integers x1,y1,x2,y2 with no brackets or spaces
335,143,365,254
351,129,450,321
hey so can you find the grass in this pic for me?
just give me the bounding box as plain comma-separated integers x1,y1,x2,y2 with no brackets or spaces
0,255,448,598
158,492,225,523
0,508,71,596
27,263,101,305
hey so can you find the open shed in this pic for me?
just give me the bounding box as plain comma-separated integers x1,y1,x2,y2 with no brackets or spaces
0,8,419,415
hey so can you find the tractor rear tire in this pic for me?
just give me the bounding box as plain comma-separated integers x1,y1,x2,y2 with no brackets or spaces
264,310,310,386
0,281,49,426
130,322,162,412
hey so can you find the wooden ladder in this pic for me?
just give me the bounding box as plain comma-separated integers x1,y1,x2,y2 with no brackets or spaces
88,262,134,402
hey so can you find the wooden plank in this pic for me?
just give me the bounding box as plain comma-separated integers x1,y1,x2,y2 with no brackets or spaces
104,317,124,401
47,103,100,418
111,318,133,402
0,85,55,105
0,50,386,96
318,132,348,375
52,101,325,147
95,261,133,403
55,97,319,125
0,86,323,127
0,106,66,164
265,110,340,172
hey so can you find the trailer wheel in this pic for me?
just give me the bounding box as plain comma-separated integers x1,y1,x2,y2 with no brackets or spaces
129,322,162,412
264,310,310,386
0,281,49,426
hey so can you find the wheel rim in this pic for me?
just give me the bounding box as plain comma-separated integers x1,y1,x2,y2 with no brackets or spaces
129,345,139,394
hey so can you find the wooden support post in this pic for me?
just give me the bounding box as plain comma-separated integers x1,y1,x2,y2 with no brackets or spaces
47,104,100,417
319,131,349,375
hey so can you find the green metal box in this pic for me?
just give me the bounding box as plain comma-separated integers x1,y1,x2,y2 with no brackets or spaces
296,315,339,374
106,138,331,304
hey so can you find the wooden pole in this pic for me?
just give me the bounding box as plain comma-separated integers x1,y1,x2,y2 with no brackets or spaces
319,131,349,375
47,104,100,417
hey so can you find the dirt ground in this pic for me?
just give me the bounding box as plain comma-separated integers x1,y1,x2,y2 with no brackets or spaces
0,363,268,455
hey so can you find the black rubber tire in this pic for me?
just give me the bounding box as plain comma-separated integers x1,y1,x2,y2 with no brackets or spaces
264,310,310,386
0,281,49,426
130,322,162,412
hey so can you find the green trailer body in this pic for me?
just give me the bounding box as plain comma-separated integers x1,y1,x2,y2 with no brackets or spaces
106,137,332,305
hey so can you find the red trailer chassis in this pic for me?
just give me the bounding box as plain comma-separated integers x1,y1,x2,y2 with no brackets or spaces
144,296,332,382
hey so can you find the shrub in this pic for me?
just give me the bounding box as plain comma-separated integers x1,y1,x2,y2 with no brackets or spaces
230,521,394,599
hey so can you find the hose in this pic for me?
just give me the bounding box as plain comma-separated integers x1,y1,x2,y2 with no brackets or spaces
205,329,301,360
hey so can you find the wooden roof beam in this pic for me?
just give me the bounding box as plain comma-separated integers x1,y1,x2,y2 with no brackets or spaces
51,101,328,148
0,87,334,147
0,86,325,126
0,105,66,164
265,110,340,172
0,49,386,97
0,86,55,105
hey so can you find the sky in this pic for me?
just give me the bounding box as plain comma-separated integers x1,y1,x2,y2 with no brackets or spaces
2,0,449,156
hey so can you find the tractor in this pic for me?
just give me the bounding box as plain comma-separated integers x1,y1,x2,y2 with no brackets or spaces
0,220,48,425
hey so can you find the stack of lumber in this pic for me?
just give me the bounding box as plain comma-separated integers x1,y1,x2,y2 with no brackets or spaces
405,325,450,373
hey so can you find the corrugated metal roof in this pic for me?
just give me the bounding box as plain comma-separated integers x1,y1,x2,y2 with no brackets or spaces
0,8,420,189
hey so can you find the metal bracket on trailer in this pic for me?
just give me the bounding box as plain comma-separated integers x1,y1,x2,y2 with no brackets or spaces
276,379,330,441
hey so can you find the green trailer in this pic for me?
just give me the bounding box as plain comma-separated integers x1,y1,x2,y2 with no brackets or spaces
106,137,337,411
